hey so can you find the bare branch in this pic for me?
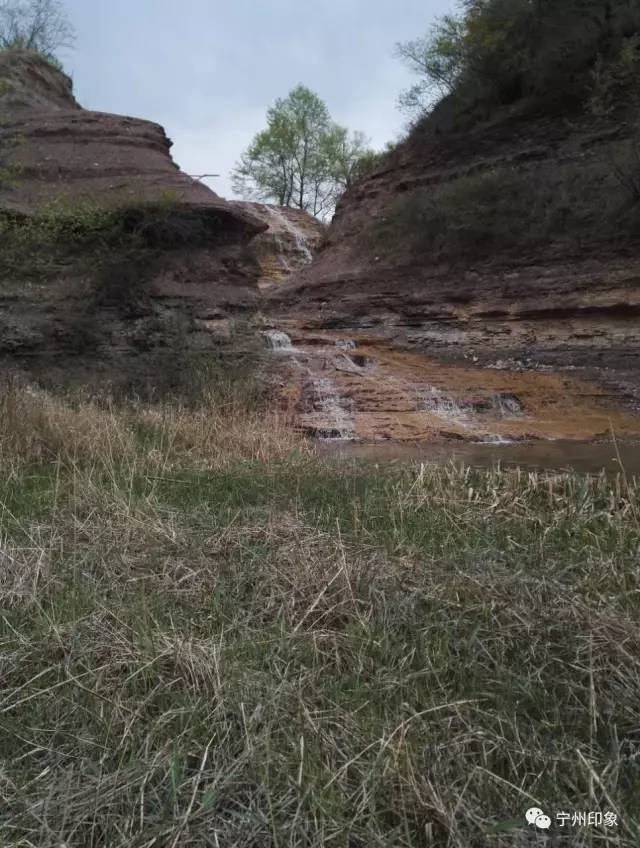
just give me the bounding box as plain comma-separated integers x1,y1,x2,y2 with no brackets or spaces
0,0,74,59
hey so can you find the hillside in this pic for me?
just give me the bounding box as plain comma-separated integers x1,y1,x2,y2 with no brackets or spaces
266,91,640,441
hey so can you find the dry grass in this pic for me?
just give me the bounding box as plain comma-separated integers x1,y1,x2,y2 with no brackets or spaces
0,380,304,470
0,384,638,846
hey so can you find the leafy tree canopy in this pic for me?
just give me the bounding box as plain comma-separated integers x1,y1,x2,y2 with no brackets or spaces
232,85,374,220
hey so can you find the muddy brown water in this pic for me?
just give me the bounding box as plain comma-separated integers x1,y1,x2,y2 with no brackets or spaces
317,439,640,476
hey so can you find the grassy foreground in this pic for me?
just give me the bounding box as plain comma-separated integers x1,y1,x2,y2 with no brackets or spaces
0,383,638,847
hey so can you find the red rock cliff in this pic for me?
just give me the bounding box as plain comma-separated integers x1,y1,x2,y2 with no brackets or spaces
270,103,640,410
0,51,267,388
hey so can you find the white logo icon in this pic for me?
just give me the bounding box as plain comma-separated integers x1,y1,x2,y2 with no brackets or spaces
526,808,552,830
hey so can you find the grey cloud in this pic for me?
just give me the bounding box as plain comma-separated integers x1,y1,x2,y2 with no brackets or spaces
64,0,455,198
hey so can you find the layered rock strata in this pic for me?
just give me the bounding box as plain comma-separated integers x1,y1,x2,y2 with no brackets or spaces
0,50,266,385
267,105,640,441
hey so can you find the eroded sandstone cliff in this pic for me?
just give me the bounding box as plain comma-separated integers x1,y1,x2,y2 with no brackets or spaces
0,50,267,389
267,103,640,442
0,51,262,224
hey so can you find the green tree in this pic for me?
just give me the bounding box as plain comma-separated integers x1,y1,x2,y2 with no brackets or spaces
395,0,640,122
232,85,373,219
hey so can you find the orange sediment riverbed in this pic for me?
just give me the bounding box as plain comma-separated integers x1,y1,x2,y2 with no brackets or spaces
270,330,640,444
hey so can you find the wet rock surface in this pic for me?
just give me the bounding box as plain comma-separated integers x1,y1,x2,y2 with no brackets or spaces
265,329,640,444
235,203,325,288
266,106,640,444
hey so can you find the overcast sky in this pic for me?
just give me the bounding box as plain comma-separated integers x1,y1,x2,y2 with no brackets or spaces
63,1,455,199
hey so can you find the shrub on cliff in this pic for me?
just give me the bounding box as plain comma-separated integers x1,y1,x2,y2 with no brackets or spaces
0,193,231,277
0,0,74,66
376,154,640,260
397,0,640,125
386,169,534,256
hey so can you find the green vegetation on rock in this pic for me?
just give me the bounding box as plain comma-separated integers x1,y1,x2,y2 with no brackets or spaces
397,0,640,126
0,196,262,385
375,149,640,260
0,194,239,295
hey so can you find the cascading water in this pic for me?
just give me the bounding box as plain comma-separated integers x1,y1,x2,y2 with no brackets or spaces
310,376,355,440
279,255,293,274
263,330,294,352
263,326,634,447
419,390,524,440
264,205,314,264
481,434,515,445
261,331,355,438
495,393,524,417
421,390,470,429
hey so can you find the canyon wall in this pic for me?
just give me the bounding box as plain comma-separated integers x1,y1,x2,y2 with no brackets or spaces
0,51,330,390
266,101,640,441
271,105,640,403
0,50,268,389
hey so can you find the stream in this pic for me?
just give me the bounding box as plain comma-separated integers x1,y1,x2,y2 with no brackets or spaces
317,438,640,475
264,328,640,474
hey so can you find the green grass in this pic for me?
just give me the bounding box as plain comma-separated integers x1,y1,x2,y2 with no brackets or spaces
0,385,639,846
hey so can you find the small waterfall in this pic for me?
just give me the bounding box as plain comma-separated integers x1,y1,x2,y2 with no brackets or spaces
481,434,515,445
420,390,523,441
310,377,355,440
335,353,370,373
263,330,294,352
477,395,523,445
266,205,314,264
279,255,293,274
495,393,524,417
421,390,470,428
270,234,293,275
